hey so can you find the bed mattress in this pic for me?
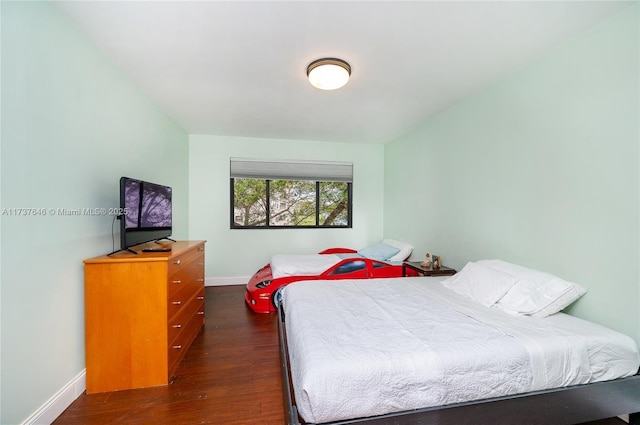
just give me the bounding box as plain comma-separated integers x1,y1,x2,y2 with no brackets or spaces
281,277,640,424
271,254,342,278
271,253,365,279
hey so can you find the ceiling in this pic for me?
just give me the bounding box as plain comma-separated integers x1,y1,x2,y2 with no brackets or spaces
53,1,632,145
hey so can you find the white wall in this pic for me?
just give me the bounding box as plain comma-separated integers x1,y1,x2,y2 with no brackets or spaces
1,2,188,423
189,134,385,281
384,5,639,344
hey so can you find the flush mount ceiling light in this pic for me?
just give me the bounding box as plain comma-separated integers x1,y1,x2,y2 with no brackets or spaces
307,58,351,90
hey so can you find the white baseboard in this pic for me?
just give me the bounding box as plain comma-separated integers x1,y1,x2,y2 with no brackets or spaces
22,370,86,425
205,276,249,286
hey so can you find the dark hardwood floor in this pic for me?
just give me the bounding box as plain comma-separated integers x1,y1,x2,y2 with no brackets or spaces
54,285,283,425
53,285,627,425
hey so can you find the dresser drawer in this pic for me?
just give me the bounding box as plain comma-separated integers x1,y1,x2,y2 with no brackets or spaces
168,256,204,298
168,279,203,318
168,288,205,345
168,303,205,376
168,245,205,278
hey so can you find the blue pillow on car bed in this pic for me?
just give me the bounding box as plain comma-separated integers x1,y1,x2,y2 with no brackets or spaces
358,243,400,261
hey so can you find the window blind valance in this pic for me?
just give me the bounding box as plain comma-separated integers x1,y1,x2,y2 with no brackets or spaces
230,158,353,182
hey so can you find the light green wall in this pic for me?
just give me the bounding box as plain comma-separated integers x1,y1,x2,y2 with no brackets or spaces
1,1,637,422
385,5,639,344
189,134,384,278
1,2,188,423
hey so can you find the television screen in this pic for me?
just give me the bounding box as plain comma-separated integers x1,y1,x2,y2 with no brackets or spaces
120,177,172,250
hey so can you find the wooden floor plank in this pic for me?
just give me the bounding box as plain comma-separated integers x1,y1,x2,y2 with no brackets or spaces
53,285,626,425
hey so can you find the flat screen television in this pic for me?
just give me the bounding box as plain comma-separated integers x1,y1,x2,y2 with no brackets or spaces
119,176,172,251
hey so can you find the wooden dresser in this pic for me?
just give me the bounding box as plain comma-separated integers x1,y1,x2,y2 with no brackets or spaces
84,240,206,394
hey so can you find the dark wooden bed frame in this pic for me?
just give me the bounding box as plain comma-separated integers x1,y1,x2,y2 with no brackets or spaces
277,305,640,425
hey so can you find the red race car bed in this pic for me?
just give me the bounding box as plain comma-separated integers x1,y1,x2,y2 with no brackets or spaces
245,239,412,313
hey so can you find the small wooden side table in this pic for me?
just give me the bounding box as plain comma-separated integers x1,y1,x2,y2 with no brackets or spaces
402,261,456,277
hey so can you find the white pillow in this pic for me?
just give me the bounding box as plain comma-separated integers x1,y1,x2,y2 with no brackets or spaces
494,277,573,315
382,239,413,262
476,259,564,287
357,242,400,261
530,284,587,318
441,262,519,307
477,259,587,317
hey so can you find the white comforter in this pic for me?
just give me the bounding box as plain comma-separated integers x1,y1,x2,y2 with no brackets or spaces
271,254,343,279
282,277,640,424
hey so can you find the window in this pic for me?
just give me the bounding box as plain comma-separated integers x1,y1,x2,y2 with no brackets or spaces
230,158,352,228
330,261,366,275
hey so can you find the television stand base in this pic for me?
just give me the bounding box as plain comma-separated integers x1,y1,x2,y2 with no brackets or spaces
107,247,138,256
155,237,176,243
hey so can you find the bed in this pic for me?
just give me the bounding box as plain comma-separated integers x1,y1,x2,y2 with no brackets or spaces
278,261,640,425
245,239,413,313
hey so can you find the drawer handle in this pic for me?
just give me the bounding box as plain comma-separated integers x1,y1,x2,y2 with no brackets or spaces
172,324,182,329
198,262,204,266
197,296,204,300
174,259,181,265
198,247,204,251
172,280,182,284
197,278,204,282
172,301,182,306
197,311,205,315
172,345,182,350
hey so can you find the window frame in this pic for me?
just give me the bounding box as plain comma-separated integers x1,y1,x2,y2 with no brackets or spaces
230,177,353,229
